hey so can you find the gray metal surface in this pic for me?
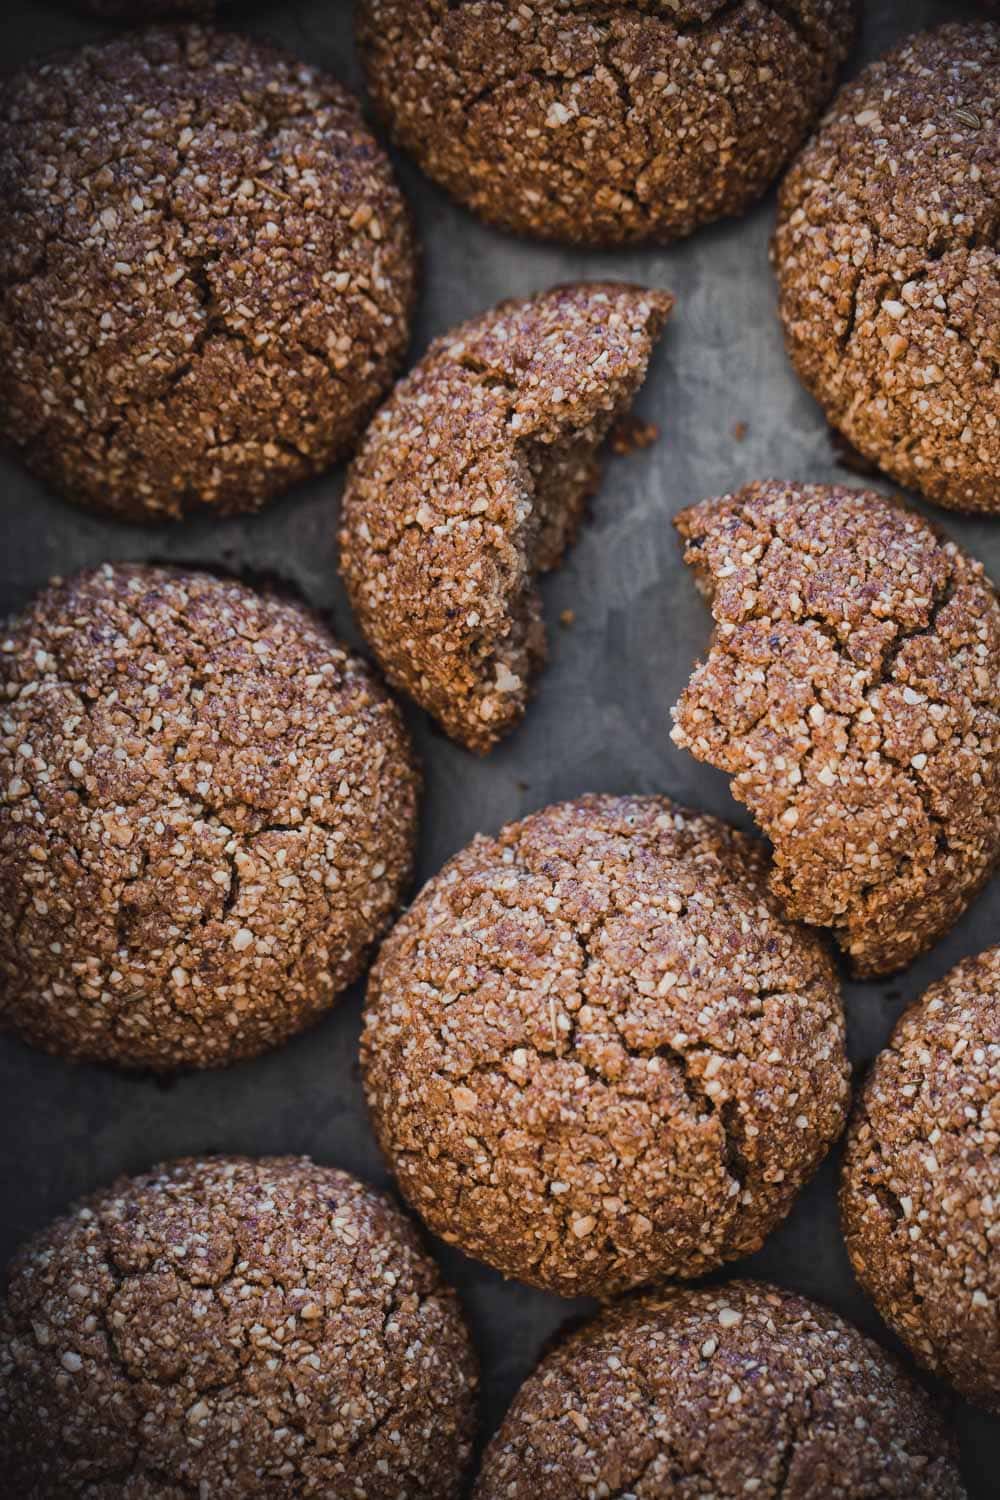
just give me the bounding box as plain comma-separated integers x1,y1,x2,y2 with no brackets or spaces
1,0,997,1492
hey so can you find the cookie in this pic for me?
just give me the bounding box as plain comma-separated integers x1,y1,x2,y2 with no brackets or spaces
339,282,671,752
0,564,419,1070
671,480,1000,976
841,946,1000,1412
0,27,416,520
474,1281,965,1499
774,21,1000,513
0,1156,477,1498
362,794,848,1298
358,0,858,245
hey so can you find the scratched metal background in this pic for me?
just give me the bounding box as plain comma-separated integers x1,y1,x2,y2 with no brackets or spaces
0,0,997,1492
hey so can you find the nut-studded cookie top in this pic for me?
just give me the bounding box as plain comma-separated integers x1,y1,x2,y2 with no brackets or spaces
841,946,1000,1412
0,564,419,1069
359,0,858,245
339,283,671,752
774,22,1000,513
671,481,1000,976
0,27,416,520
0,1156,477,1498
362,795,848,1298
474,1281,966,1500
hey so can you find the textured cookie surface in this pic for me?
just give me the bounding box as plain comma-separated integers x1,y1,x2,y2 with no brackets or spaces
0,1156,477,1498
474,1281,966,1499
774,22,1000,513
841,946,1000,1412
671,481,1000,976
0,564,418,1069
359,0,858,246
362,795,848,1297
340,283,671,751
0,27,415,520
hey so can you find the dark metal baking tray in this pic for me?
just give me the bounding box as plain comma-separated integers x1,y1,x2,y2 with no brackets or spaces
1,0,996,1492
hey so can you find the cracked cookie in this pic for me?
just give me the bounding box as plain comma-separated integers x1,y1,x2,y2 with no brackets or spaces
0,1155,478,1498
357,0,858,246
339,283,671,752
0,563,419,1070
361,794,848,1299
774,21,1000,514
0,26,416,521
473,1281,966,1499
671,481,1000,978
841,946,1000,1413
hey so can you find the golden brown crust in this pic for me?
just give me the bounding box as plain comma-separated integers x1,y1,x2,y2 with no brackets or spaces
362,794,848,1298
774,22,1000,514
0,27,416,521
671,480,1000,977
0,1156,478,1498
339,282,671,752
0,564,419,1070
474,1281,966,1499
841,947,1000,1413
358,0,859,246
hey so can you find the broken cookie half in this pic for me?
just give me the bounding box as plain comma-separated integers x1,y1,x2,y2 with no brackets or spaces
339,281,671,751
671,480,1000,977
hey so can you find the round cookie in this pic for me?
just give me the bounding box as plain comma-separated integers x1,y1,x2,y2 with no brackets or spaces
0,563,419,1070
357,0,859,247
362,794,848,1299
671,480,1000,977
774,22,1000,514
0,1156,477,1498
473,1282,966,1499
841,946,1000,1412
0,27,416,521
339,283,671,752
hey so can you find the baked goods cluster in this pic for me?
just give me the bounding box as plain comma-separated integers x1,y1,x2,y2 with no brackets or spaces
0,4,998,1498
